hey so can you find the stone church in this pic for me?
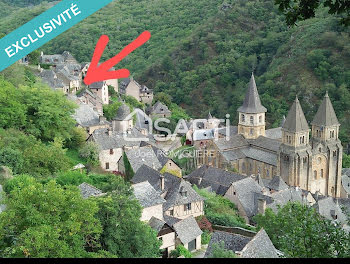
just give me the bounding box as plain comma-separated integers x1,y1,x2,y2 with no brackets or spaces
195,74,343,198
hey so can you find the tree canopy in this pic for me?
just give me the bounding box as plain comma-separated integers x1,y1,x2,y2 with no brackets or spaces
254,202,350,258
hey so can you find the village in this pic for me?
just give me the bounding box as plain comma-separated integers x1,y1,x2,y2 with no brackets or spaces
10,50,350,258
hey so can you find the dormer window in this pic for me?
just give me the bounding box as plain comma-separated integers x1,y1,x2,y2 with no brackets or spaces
241,114,245,122
250,116,254,125
110,149,114,155
259,116,262,123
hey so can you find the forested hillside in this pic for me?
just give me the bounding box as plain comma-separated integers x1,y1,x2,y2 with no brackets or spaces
0,0,349,144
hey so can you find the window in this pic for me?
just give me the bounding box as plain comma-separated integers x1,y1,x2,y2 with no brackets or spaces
241,114,245,122
250,116,254,125
314,170,317,179
169,209,174,216
319,147,322,152
110,149,114,155
266,170,270,177
184,203,191,211
106,163,110,170
321,169,324,178
333,150,337,157
250,129,253,135
259,116,262,123
242,163,246,173
303,157,307,163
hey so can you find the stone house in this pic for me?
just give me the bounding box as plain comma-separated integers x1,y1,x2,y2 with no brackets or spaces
76,89,104,116
120,77,154,104
39,69,68,93
148,217,176,258
131,165,205,219
148,101,172,119
72,103,110,136
132,181,166,221
81,63,119,92
172,216,202,252
204,229,279,258
89,81,109,105
88,127,146,172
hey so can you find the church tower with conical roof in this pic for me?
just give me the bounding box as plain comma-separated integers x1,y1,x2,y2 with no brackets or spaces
237,73,267,139
310,92,342,197
278,97,312,190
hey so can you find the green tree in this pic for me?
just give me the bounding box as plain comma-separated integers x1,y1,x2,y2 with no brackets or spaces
275,0,350,26
254,202,350,258
96,176,161,258
103,101,122,121
79,142,100,167
209,242,237,258
0,147,24,175
0,177,102,257
123,152,134,181
0,129,70,178
343,153,350,168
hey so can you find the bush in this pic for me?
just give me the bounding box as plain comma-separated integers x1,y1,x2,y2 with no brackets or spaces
56,171,92,186
170,245,192,258
201,230,212,245
79,142,99,166
209,242,236,258
196,215,213,232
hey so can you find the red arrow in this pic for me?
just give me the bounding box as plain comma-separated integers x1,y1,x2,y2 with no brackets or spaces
84,31,151,85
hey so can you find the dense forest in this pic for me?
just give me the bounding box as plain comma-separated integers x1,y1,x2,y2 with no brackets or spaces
0,0,349,146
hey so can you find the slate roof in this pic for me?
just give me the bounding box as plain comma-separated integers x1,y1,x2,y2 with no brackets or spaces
266,176,288,191
312,92,339,126
151,145,171,166
148,217,167,233
237,73,267,114
313,197,347,225
240,229,278,258
342,168,350,194
132,164,164,187
265,127,282,140
173,216,203,245
218,126,238,137
282,97,309,132
89,127,143,150
114,103,132,121
267,187,305,213
151,101,171,115
220,149,246,162
232,177,264,218
187,165,245,195
249,136,281,153
204,231,251,257
125,146,162,173
163,179,205,211
89,81,105,89
164,215,182,227
40,69,66,89
240,148,278,166
78,182,103,199
215,134,249,151
132,166,182,194
73,104,100,127
132,181,166,208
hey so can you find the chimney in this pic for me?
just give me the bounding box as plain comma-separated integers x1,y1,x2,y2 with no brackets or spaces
160,174,165,191
258,198,266,215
